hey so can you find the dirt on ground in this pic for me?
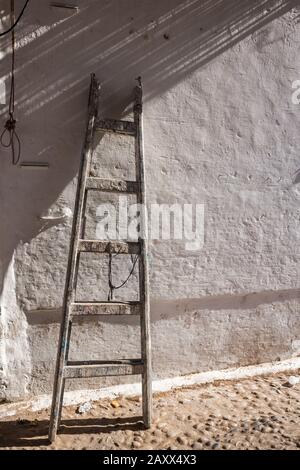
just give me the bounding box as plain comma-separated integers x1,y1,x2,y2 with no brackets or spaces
0,372,300,450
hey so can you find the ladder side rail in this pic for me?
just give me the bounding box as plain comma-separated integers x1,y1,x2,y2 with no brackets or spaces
134,83,152,428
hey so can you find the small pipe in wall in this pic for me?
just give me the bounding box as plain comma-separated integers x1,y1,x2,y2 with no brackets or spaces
19,162,49,169
50,3,79,11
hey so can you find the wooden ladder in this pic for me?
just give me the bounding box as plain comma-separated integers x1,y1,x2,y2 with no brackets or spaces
48,74,152,442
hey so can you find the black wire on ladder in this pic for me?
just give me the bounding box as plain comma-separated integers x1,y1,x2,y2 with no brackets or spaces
108,250,139,301
0,0,21,165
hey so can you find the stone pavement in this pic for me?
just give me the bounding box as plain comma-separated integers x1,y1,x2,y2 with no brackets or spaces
0,372,300,450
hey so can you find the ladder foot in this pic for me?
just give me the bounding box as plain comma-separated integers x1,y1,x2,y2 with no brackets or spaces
48,428,57,444
143,419,152,430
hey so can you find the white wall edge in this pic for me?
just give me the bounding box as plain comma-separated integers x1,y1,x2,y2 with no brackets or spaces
1,356,300,418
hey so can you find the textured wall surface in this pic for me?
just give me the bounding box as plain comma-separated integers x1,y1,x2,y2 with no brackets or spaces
1,0,300,401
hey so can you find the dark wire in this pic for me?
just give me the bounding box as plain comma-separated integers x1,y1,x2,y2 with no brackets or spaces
108,250,139,301
0,0,21,165
0,0,30,37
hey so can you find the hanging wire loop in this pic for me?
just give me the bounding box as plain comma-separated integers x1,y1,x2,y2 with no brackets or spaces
0,113,21,164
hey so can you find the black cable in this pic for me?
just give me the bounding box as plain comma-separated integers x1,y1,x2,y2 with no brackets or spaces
0,0,30,37
108,250,139,301
0,0,21,164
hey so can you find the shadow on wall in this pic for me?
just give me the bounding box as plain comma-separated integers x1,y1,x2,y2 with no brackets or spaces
24,287,300,325
0,0,298,297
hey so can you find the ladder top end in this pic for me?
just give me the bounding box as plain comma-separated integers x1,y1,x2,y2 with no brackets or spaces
91,73,101,91
135,76,142,87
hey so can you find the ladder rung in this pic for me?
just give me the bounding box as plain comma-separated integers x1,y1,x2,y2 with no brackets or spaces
86,177,138,193
71,301,141,316
64,359,144,378
78,240,140,254
96,119,136,136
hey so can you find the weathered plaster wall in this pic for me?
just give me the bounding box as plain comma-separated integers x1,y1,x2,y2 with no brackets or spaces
1,0,300,401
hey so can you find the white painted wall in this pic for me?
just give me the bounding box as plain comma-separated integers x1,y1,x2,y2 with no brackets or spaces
1,0,300,401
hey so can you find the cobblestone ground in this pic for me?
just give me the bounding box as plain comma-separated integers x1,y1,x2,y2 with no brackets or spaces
1,372,300,450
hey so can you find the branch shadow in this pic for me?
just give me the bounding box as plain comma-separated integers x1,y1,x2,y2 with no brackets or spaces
0,0,298,314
